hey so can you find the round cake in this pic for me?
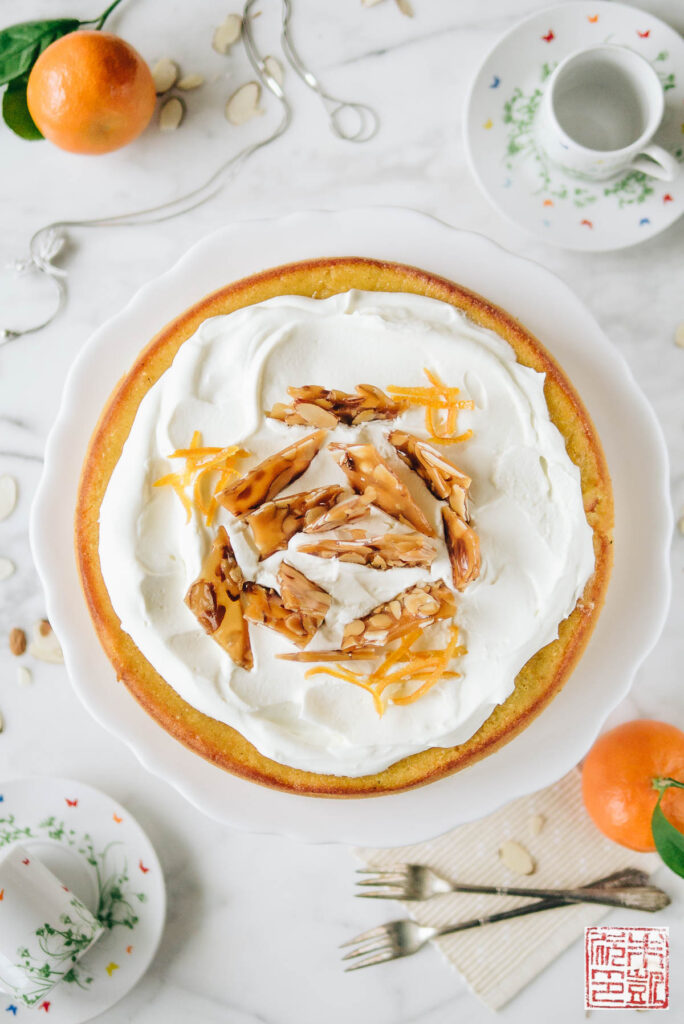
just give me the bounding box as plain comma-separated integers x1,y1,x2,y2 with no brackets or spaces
76,258,613,797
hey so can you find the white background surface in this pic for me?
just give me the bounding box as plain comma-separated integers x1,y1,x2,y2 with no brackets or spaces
1,1,683,1021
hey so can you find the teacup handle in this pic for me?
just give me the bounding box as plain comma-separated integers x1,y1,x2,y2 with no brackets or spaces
628,144,679,181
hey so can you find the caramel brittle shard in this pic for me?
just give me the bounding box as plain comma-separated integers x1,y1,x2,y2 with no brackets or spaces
184,526,253,670
242,581,323,648
268,385,404,428
245,485,343,559
442,506,481,592
277,563,331,628
218,430,327,516
299,532,438,570
341,580,456,650
278,648,392,663
389,430,471,520
328,443,434,536
302,490,374,534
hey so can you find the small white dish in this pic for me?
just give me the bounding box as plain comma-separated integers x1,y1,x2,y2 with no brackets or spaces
30,207,671,846
0,779,165,1024
464,1,684,251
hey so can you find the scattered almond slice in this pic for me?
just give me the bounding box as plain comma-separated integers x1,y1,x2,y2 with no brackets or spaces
529,814,545,837
396,0,414,16
225,82,264,125
302,490,374,534
159,96,185,132
299,531,438,570
389,430,471,520
277,563,331,629
362,0,385,6
263,55,284,86
242,582,321,648
185,526,253,670
442,506,481,592
341,580,456,650
0,475,17,521
329,443,434,536
268,384,404,427
675,322,684,348
213,13,242,54
678,513,684,536
219,430,327,517
245,485,343,559
0,557,15,581
498,840,536,875
152,57,179,93
177,73,205,90
0,710,4,733
28,620,63,664
17,665,32,687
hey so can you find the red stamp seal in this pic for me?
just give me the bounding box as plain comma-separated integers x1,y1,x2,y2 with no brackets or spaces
585,926,669,1009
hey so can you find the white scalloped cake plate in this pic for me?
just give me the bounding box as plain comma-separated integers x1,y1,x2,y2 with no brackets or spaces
30,208,671,846
0,778,165,1024
464,1,684,251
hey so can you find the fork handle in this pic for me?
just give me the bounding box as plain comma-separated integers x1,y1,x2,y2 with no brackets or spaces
434,896,570,937
449,883,647,908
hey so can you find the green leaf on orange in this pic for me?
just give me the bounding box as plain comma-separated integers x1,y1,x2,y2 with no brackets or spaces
0,19,80,87
652,791,684,879
2,74,43,139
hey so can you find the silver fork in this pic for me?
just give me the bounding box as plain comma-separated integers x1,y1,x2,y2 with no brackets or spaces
355,863,664,909
342,870,669,972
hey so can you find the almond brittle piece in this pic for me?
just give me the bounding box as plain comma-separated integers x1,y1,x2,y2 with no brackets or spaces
184,526,253,670
277,648,393,662
242,581,322,648
298,531,438,570
277,562,331,628
442,506,481,592
302,490,375,534
268,384,404,427
218,430,327,517
245,485,343,559
389,430,471,520
328,443,434,536
341,580,456,650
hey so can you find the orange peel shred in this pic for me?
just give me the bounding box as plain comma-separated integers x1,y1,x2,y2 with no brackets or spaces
153,431,250,525
388,368,474,444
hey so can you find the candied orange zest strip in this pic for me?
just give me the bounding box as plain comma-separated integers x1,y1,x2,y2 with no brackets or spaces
304,666,385,717
388,369,474,444
153,432,250,525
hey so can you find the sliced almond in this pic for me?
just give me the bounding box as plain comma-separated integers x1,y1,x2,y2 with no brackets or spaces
0,557,14,581
0,710,4,733
264,55,284,86
498,840,535,876
362,0,385,6
17,665,32,687
0,475,17,521
675,322,684,348
28,620,64,664
151,57,178,94
225,81,263,125
678,514,684,536
9,627,26,656
294,402,338,428
159,96,185,132
528,814,545,837
395,0,414,15
213,13,243,54
177,73,205,91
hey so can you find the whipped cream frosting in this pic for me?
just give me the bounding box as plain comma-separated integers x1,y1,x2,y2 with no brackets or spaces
98,290,595,776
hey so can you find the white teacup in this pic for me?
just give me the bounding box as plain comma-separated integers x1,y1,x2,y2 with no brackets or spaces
0,844,104,1007
538,44,679,182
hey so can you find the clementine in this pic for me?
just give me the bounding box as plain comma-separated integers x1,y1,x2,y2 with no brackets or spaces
26,31,156,155
582,719,684,852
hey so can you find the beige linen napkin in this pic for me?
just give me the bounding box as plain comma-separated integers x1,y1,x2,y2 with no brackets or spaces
356,770,658,1010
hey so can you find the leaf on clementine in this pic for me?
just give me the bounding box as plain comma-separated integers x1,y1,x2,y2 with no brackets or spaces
652,779,684,878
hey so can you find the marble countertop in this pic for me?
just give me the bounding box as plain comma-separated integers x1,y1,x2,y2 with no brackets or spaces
1,0,683,1020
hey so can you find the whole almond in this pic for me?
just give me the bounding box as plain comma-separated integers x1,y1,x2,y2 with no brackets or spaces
38,619,51,637
9,627,26,656
152,57,178,94
498,839,536,875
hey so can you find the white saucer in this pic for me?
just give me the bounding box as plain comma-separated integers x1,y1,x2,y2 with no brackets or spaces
464,1,684,251
30,207,671,846
0,779,165,1023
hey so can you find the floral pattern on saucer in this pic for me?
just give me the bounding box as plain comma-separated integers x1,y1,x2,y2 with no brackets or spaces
0,780,165,1024
465,1,684,250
